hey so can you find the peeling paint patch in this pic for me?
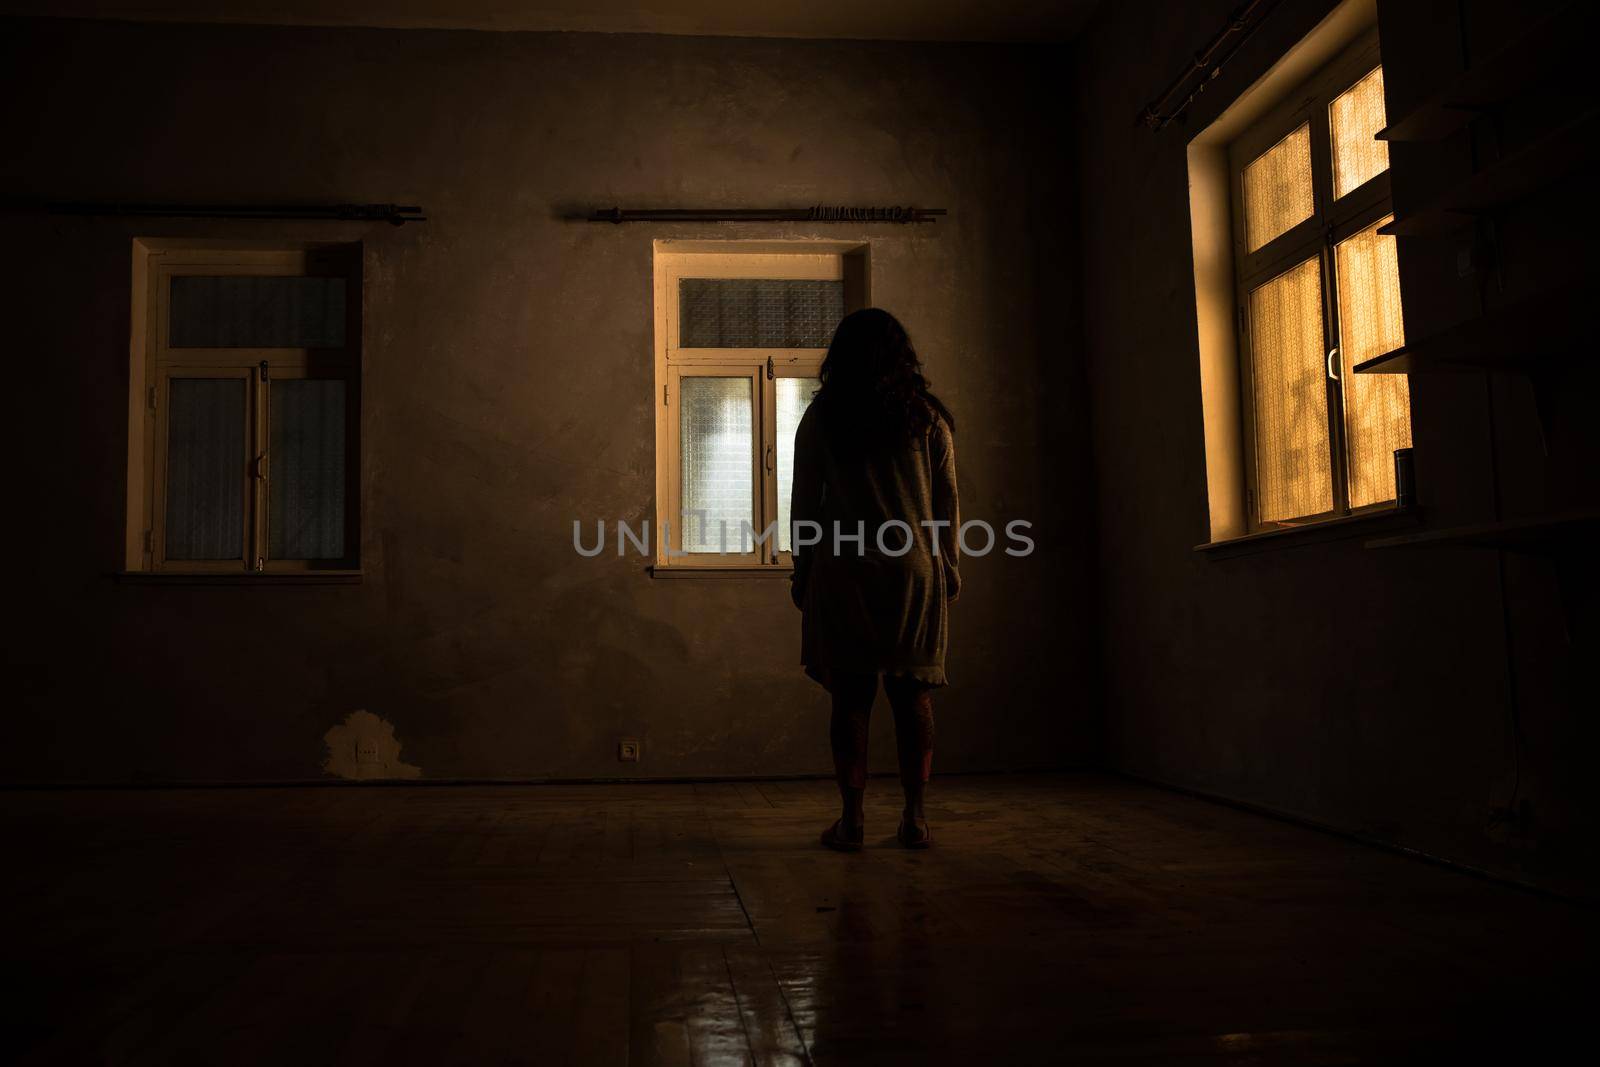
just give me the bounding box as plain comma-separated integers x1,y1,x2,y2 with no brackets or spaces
323,710,422,780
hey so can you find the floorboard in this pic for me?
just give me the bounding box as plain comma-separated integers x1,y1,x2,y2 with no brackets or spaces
3,774,1593,1064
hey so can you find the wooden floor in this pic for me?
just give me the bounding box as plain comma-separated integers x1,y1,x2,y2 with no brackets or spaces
4,774,1594,1065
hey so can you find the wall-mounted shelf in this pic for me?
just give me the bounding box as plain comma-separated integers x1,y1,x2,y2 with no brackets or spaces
1366,510,1600,552
1376,3,1591,143
1379,109,1600,236
1353,286,1581,375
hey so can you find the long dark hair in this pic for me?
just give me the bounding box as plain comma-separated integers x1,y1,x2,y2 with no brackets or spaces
815,308,954,453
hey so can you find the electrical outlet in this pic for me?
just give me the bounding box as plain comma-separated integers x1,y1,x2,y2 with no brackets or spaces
617,738,641,763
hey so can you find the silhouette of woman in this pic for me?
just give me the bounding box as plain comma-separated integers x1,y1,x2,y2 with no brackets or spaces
789,308,960,851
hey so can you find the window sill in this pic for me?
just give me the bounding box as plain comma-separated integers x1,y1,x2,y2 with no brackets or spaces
648,565,793,580
1195,506,1421,560
114,570,363,585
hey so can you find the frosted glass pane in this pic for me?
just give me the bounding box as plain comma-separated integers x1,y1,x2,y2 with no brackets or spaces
165,378,245,560
1337,217,1412,509
776,377,819,553
1249,258,1333,523
171,276,346,347
680,377,753,553
1331,66,1390,199
270,380,347,560
679,279,844,348
1243,123,1314,251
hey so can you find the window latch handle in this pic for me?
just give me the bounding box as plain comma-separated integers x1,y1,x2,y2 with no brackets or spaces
1327,347,1340,381
764,443,775,473
254,451,269,480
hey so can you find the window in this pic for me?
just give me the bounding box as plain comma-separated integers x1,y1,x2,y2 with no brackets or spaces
126,244,360,572
1228,33,1411,529
652,246,866,569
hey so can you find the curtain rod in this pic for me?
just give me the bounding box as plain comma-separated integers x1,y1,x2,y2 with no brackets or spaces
44,202,426,225
588,206,946,224
1135,0,1283,131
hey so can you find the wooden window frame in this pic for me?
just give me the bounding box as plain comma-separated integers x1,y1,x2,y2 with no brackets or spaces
127,243,361,574
651,245,868,572
1228,29,1401,531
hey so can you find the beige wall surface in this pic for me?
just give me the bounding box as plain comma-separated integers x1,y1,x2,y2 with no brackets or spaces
0,17,1094,783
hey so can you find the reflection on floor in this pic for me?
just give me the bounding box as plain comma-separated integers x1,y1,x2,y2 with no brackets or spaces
5,774,1593,1064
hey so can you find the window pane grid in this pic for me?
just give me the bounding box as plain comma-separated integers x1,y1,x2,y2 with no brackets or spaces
776,377,819,553
1336,217,1411,509
170,276,346,348
679,279,844,348
151,258,358,570
1233,50,1412,532
1249,258,1333,523
657,255,844,567
1243,122,1315,252
269,379,348,560
164,378,246,560
679,376,754,553
1330,66,1389,199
